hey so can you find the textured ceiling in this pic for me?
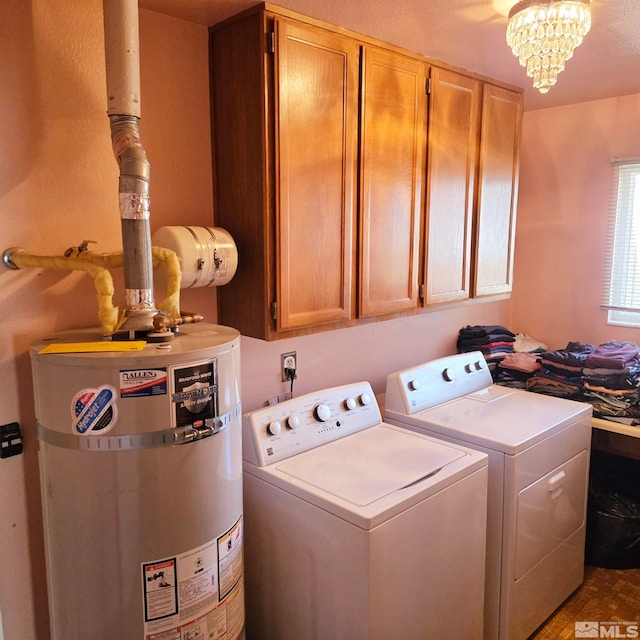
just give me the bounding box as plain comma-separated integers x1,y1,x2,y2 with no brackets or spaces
139,0,640,111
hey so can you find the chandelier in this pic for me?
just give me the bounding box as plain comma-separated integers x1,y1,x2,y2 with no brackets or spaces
506,0,591,93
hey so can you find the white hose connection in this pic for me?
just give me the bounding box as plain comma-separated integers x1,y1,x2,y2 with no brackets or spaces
103,0,156,333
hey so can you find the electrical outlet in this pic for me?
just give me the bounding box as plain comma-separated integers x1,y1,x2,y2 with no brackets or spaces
281,351,297,382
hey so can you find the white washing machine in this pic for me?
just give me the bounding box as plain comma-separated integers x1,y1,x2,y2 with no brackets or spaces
385,352,592,640
242,382,488,640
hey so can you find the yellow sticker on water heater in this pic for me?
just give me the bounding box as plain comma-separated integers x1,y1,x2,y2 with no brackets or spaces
39,341,147,354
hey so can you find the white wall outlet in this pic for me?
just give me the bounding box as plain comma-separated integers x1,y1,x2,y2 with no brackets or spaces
281,351,297,382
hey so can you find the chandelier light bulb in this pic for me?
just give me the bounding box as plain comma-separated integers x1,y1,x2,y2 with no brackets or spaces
506,0,591,93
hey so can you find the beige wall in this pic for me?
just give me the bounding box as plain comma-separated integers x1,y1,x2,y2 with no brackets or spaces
7,1,637,638
512,93,640,349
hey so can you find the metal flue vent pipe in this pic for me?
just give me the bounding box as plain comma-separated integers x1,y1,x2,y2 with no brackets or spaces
103,0,156,334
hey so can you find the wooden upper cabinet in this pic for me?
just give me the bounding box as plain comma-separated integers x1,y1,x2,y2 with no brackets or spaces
424,67,481,305
210,9,359,339
358,46,425,317
473,83,523,297
210,4,523,340
275,19,359,331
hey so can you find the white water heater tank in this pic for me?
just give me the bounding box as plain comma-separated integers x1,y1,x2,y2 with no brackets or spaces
30,323,244,640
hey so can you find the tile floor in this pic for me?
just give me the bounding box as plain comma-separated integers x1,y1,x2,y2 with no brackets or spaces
529,565,640,639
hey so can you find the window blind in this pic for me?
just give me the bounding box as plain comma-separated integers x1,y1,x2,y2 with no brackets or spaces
601,158,640,313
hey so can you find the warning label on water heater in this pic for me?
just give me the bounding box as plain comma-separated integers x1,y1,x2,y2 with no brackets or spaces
141,517,244,640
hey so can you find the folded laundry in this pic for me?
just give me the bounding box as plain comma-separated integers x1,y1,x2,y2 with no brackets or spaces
583,382,640,398
584,340,640,370
583,389,640,416
500,339,640,422
457,337,515,348
525,372,583,399
457,326,517,363
541,343,595,368
514,333,547,353
538,358,584,376
583,366,640,390
458,330,640,424
497,352,539,374
457,324,516,339
539,363,582,383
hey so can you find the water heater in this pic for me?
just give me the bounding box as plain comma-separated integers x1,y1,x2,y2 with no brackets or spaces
30,323,244,640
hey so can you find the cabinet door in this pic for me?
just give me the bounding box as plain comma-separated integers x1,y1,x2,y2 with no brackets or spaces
473,84,522,297
424,67,480,305
275,19,360,331
358,46,425,317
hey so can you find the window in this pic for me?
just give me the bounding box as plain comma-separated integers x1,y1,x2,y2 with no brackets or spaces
602,159,640,327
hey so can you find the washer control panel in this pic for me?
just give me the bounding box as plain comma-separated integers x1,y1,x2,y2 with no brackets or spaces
385,351,493,415
242,382,380,466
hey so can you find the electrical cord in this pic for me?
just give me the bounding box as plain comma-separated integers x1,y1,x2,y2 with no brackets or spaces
285,367,295,396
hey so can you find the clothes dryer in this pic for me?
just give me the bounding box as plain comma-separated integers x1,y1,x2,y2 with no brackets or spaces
242,382,488,640
385,352,592,640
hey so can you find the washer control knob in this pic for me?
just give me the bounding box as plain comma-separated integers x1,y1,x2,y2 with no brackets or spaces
464,363,473,374
344,397,357,411
358,393,371,406
314,403,331,422
442,367,456,382
286,415,300,429
409,379,421,391
475,360,484,371
267,420,282,436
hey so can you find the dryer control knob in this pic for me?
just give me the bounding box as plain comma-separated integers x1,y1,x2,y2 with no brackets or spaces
358,393,371,406
474,360,484,370
286,415,300,429
267,420,282,436
442,367,456,382
344,397,357,411
464,364,473,374
314,403,331,422
409,379,421,391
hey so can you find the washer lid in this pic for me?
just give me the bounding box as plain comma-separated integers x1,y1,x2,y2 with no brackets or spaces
276,424,465,506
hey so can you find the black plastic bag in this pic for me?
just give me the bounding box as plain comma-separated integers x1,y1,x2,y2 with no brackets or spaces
586,450,640,568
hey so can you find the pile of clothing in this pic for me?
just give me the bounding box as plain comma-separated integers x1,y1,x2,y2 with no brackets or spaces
493,352,541,389
457,325,546,386
456,325,516,373
525,341,593,399
582,342,640,422
525,340,640,424
457,327,640,424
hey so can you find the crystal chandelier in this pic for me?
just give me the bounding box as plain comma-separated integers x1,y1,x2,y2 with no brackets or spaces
506,0,591,93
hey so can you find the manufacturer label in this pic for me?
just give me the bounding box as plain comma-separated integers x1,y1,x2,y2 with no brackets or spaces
71,385,118,435
171,360,218,428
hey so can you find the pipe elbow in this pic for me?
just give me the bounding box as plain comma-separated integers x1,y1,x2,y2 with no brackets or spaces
109,115,150,183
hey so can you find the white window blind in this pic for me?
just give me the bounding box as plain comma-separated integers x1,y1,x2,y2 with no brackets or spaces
602,158,640,326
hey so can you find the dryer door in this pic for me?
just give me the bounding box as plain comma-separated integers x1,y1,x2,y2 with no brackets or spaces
514,449,589,580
